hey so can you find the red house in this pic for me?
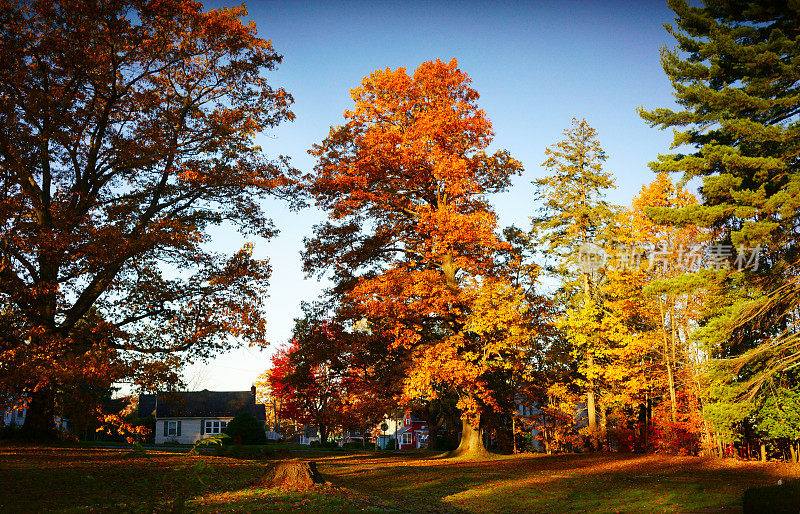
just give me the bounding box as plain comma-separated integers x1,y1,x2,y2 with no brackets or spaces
396,411,428,450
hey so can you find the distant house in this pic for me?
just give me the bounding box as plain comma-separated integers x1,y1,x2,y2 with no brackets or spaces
297,425,320,445
138,386,266,445
264,430,281,441
396,412,428,450
1,401,68,432
2,406,26,427
373,417,403,449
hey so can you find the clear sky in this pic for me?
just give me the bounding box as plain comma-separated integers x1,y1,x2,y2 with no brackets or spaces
184,0,682,392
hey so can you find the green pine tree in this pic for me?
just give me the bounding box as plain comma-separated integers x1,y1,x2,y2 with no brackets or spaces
531,118,617,447
640,0,800,455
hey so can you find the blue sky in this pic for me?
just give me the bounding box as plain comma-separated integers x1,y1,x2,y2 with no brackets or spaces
188,0,682,391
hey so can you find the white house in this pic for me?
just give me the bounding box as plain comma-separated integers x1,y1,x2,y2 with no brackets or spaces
2,403,68,432
138,387,267,445
2,406,26,427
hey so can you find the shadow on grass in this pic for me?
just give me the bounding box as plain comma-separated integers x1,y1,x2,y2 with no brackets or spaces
317,452,798,513
2,447,797,513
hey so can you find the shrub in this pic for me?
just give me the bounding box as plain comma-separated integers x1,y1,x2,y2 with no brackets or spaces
0,424,21,440
212,444,274,459
743,479,800,513
223,413,267,445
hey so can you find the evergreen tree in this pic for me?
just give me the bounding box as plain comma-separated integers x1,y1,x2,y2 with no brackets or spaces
531,118,616,447
640,0,800,452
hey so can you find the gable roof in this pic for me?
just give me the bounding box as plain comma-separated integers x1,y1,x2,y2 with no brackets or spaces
138,390,266,421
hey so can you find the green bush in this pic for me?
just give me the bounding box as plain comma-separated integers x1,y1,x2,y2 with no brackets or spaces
341,441,367,449
212,444,274,459
743,479,800,513
223,413,266,445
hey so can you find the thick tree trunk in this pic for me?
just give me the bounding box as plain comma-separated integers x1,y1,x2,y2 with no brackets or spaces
450,414,489,459
441,254,458,288
21,388,58,440
760,443,767,462
319,423,328,447
426,414,444,450
258,460,327,489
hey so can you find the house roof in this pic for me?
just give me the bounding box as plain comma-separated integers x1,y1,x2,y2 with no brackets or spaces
138,390,266,421
138,394,157,418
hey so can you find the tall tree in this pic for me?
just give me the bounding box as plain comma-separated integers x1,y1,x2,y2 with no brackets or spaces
605,173,709,453
266,318,347,446
304,58,524,457
639,0,800,445
0,0,296,438
531,118,616,447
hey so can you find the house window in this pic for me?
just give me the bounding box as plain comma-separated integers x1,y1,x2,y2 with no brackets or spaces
204,420,228,434
401,432,412,445
166,420,179,437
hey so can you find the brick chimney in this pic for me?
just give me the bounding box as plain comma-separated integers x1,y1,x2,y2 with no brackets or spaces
251,384,256,397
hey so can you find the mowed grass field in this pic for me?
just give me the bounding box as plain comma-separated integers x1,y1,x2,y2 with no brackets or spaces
1,446,798,513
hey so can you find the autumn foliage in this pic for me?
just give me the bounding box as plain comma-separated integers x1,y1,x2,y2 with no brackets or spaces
0,0,296,437
303,58,531,456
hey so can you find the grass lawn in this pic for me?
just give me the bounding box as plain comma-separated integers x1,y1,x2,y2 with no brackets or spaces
1,445,798,512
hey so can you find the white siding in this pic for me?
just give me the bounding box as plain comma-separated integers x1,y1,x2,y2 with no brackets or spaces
3,407,26,426
155,418,202,445
154,418,235,445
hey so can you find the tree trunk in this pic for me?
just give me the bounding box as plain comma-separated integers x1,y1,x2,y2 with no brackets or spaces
21,387,58,440
659,302,678,424
426,414,444,450
760,442,767,462
582,272,598,449
600,403,608,451
441,254,458,288
451,414,489,459
512,414,518,454
586,361,597,450
319,423,328,447
258,460,327,489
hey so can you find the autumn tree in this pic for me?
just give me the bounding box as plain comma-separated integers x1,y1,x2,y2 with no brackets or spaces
266,315,349,445
530,118,616,448
602,173,709,453
304,59,525,458
0,0,296,438
640,0,800,453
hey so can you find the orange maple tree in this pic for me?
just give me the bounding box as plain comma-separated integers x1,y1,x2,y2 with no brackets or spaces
0,0,296,438
304,59,525,457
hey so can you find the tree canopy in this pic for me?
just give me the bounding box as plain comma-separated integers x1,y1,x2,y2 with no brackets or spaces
304,58,529,457
0,0,297,437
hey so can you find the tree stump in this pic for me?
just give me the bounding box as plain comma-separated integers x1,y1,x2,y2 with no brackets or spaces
258,460,327,489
